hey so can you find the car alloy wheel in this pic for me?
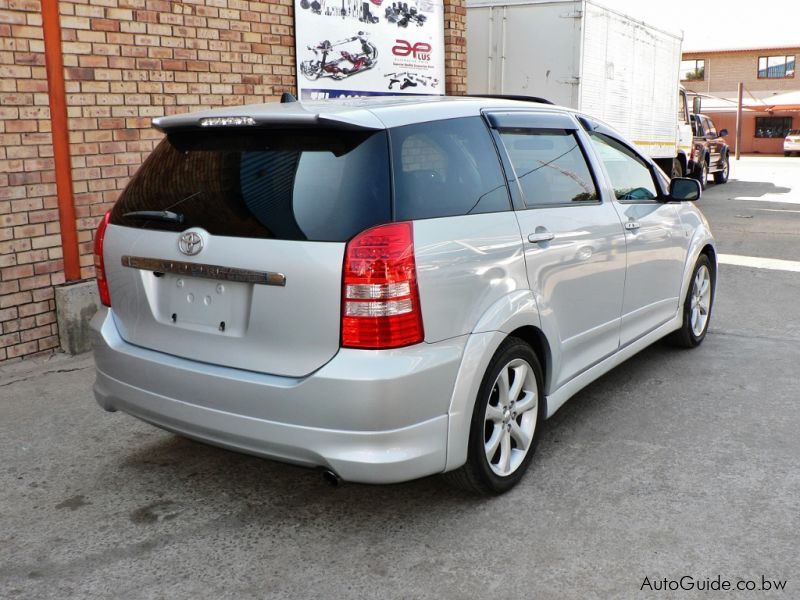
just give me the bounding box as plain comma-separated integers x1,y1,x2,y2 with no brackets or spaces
483,357,539,476
690,264,712,337
445,338,544,494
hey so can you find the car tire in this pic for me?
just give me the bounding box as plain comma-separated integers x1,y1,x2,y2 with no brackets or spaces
444,338,544,495
713,153,729,184
694,159,709,190
667,254,715,348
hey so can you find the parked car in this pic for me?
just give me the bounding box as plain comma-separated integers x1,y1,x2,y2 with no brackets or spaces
689,113,730,188
784,129,800,156
91,96,716,495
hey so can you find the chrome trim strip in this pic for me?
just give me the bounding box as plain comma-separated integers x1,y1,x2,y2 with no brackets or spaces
121,255,286,286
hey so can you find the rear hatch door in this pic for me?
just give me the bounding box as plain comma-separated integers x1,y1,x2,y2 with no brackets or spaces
103,126,390,377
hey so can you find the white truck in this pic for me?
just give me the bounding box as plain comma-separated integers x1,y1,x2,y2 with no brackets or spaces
466,0,694,177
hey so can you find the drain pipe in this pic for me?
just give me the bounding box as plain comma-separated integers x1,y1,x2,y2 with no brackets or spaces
41,0,81,282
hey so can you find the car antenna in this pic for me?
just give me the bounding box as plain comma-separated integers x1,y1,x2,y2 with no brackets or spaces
280,92,297,103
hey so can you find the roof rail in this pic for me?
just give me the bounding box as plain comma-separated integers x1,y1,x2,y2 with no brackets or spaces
466,94,554,105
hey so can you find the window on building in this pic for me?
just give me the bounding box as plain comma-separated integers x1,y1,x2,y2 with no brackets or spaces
757,55,796,79
680,59,705,81
755,117,793,138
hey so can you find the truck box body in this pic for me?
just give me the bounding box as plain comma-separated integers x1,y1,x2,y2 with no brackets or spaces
467,0,687,162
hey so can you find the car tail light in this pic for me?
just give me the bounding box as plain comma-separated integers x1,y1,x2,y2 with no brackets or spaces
94,210,112,307
341,222,424,349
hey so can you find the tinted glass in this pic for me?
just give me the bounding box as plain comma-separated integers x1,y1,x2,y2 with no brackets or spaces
588,133,658,201
110,129,391,242
390,117,510,220
498,129,599,207
703,117,717,137
755,117,793,138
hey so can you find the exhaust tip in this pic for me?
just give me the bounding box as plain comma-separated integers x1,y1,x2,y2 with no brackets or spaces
321,469,341,487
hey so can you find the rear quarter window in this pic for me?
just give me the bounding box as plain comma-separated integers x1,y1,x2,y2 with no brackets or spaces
389,117,511,221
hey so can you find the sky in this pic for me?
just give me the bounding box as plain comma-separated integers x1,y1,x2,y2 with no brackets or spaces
599,0,799,51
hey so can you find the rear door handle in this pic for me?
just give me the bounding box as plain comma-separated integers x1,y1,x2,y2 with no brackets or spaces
528,231,555,243
624,222,641,231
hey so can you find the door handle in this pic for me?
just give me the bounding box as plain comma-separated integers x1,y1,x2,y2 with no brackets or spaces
624,222,641,231
528,231,555,243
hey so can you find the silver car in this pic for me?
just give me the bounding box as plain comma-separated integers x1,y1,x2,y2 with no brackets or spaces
91,96,715,494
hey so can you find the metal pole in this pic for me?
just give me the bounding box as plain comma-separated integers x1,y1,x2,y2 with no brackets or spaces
735,82,743,160
41,0,81,281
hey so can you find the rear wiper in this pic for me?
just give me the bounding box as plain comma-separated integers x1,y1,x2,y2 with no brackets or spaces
123,210,185,224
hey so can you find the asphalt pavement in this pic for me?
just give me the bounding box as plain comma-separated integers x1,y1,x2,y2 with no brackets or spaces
1,156,799,599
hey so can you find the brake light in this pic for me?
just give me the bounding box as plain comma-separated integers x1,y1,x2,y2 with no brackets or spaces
94,210,112,307
341,222,424,349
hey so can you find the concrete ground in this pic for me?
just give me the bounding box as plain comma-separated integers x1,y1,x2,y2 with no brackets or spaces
1,156,799,599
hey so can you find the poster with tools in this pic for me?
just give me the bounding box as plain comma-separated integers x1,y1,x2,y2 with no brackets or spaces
294,0,445,99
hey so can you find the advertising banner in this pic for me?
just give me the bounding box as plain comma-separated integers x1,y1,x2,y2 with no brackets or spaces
294,0,445,99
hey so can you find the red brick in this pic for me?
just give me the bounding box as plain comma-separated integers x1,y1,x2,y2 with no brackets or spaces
0,307,18,322
65,67,95,81
1,264,34,280
0,281,19,295
20,324,52,343
38,335,60,350
19,274,51,291
0,291,32,309
6,340,38,358
17,299,49,317
91,18,120,32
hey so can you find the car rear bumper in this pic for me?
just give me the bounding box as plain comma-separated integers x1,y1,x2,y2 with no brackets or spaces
784,141,800,151
91,308,465,484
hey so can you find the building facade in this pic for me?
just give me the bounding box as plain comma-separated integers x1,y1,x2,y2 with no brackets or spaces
0,0,467,363
681,46,800,154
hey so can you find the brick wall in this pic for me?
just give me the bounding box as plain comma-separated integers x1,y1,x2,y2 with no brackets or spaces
0,0,468,363
444,0,466,95
1,0,295,362
683,48,800,96
1,0,61,360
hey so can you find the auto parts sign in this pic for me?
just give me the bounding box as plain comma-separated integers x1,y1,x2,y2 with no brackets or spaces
295,0,445,99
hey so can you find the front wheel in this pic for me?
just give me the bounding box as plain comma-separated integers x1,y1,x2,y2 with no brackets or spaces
667,254,715,348
694,159,709,190
713,154,729,184
444,338,544,495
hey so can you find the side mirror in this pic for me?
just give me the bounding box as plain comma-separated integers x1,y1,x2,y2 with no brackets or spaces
719,128,729,137
668,177,701,202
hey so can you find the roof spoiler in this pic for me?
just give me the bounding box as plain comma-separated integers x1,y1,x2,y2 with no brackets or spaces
152,106,384,133
466,94,554,105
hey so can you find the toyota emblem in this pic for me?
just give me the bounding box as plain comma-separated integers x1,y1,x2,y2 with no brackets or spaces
178,231,203,256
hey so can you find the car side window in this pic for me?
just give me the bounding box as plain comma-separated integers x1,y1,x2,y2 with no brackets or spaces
691,117,702,137
390,117,511,221
703,117,717,137
588,132,659,202
497,128,599,208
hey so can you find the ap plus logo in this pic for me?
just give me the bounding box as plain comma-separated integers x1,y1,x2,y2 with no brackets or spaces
392,40,432,61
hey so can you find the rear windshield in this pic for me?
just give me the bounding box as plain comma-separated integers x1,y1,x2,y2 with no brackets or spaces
110,129,391,242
